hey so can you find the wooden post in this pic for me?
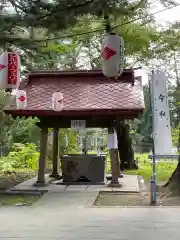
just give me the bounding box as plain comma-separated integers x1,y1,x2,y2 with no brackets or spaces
50,128,60,179
108,127,119,185
150,176,154,205
35,127,48,186
115,121,124,174
115,149,121,177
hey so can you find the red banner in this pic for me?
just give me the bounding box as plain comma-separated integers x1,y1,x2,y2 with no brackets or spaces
7,53,18,85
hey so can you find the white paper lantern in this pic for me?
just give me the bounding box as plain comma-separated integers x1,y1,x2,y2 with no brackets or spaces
107,129,118,149
0,52,20,89
52,92,64,111
101,33,124,77
16,90,27,109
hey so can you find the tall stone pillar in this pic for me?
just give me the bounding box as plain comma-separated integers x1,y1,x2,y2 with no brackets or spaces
50,127,60,179
108,127,119,185
35,127,48,186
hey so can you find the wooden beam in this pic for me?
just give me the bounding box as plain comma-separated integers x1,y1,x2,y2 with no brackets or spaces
5,109,143,120
38,116,112,128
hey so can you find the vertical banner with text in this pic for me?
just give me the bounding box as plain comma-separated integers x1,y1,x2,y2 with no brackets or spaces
151,70,172,155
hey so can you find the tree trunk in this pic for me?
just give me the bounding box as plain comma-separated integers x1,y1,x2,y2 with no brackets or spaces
164,132,180,194
164,159,180,195
163,122,180,195
164,53,180,195
116,122,138,170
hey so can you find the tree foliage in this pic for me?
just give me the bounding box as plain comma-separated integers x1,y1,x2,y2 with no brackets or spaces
0,0,179,161
0,0,178,72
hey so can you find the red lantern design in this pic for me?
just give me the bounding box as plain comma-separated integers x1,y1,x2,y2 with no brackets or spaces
0,64,6,71
101,46,116,60
18,95,25,102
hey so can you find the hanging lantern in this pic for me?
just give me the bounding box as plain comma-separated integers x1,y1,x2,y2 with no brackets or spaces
8,94,16,107
16,90,27,109
107,128,118,149
101,33,124,77
52,92,64,111
0,52,20,89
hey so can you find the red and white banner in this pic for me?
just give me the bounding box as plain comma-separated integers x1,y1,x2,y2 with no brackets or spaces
0,52,20,89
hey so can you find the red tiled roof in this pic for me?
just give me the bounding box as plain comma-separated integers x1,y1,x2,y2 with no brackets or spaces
6,69,144,117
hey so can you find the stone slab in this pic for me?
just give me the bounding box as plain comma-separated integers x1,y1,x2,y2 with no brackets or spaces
66,185,88,192
86,185,105,192
105,175,140,193
9,174,51,192
8,174,139,196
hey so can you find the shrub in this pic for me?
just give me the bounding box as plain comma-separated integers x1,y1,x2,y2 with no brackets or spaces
0,143,39,172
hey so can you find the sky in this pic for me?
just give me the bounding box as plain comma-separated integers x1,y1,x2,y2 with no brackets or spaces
138,2,180,85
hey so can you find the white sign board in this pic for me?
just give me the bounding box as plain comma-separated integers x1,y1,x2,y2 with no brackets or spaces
151,70,172,155
71,120,86,130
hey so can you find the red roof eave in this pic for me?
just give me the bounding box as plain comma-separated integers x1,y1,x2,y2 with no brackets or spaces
5,108,144,118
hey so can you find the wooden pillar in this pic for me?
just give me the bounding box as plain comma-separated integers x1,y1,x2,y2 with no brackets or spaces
115,149,121,177
50,127,60,179
35,127,48,185
108,127,119,185
115,121,123,175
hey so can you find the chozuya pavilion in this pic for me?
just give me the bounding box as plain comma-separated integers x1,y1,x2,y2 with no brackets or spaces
5,68,144,186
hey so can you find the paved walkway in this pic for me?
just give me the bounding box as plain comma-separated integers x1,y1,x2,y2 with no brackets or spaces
2,175,179,239
33,189,98,209
0,206,180,239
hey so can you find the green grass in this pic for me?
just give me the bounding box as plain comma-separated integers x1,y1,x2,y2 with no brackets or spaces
125,162,177,183
106,153,177,184
134,154,177,183
0,194,41,206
